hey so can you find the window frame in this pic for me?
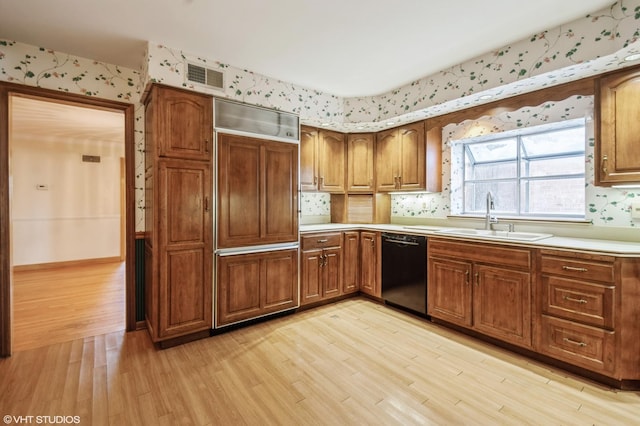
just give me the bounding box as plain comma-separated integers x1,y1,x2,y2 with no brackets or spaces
461,118,586,219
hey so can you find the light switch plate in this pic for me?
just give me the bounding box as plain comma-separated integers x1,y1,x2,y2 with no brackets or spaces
632,201,640,219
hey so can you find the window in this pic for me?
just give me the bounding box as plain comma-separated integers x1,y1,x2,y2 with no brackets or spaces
461,119,585,219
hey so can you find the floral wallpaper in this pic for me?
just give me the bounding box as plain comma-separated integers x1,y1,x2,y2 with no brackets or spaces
300,192,331,217
145,43,344,127
0,40,147,232
3,0,640,232
392,95,640,228
343,0,640,127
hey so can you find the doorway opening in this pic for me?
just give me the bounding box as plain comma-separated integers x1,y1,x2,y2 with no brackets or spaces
0,82,136,356
10,95,125,351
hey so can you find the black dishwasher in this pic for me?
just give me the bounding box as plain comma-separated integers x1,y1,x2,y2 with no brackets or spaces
381,232,428,316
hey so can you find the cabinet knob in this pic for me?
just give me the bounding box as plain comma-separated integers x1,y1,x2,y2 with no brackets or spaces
601,155,608,175
317,239,328,243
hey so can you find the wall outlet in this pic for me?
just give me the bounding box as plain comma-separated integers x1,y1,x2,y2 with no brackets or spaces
632,201,640,219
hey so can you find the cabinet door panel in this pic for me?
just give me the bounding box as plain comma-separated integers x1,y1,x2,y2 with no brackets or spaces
347,134,375,192
218,135,298,248
318,130,345,193
301,249,323,305
427,257,472,326
218,135,260,247
162,164,208,244
157,159,212,338
263,250,299,310
300,126,318,191
473,265,531,348
597,69,640,184
263,142,299,243
159,88,212,160
398,122,425,190
217,255,262,325
360,232,379,297
343,232,360,294
323,247,342,298
375,129,398,191
162,248,208,336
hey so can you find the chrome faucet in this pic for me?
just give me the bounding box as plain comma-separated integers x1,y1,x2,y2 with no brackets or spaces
485,191,498,230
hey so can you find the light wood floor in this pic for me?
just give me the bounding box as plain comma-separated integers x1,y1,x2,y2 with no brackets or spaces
12,261,126,352
2,298,639,425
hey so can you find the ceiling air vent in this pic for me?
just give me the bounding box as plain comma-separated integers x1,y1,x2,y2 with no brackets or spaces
186,62,224,90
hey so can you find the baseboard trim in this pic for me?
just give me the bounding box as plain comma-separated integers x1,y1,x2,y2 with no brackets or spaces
13,256,122,272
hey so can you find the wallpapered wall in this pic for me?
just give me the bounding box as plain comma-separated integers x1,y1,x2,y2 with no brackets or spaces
391,96,640,228
144,0,640,133
2,0,640,232
343,0,640,126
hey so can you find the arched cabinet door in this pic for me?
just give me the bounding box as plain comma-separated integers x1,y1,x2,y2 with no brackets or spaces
596,67,640,185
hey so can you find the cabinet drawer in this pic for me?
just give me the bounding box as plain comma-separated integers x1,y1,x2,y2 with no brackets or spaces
542,276,614,329
539,315,615,373
540,256,614,283
301,233,342,250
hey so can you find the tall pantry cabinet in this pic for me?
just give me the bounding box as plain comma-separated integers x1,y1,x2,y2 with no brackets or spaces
144,84,213,344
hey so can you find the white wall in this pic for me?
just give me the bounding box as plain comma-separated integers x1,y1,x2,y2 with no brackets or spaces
11,137,123,265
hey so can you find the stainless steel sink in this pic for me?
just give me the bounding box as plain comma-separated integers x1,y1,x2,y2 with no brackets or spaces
434,228,553,241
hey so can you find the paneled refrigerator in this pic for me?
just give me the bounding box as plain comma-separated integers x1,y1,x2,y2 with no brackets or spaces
213,99,300,328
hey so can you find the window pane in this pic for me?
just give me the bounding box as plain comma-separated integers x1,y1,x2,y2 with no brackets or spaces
464,181,517,214
466,160,517,180
522,155,585,177
521,126,585,158
520,178,585,216
466,138,517,163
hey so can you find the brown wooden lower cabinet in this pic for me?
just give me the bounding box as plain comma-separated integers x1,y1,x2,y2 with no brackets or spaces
300,233,342,305
300,230,381,304
216,249,298,327
427,238,533,348
535,249,640,381
427,239,640,386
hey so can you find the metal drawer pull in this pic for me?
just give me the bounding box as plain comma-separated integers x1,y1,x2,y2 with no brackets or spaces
317,239,328,243
563,295,588,304
563,337,587,347
562,266,588,272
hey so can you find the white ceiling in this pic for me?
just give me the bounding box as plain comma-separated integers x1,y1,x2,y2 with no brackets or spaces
0,0,614,97
10,96,125,144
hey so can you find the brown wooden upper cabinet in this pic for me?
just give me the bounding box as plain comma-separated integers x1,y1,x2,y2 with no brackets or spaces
300,126,346,193
148,85,213,161
347,133,375,192
596,66,640,185
217,133,299,248
376,121,441,192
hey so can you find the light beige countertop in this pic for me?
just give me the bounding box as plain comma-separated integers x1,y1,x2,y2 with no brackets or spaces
299,223,640,256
